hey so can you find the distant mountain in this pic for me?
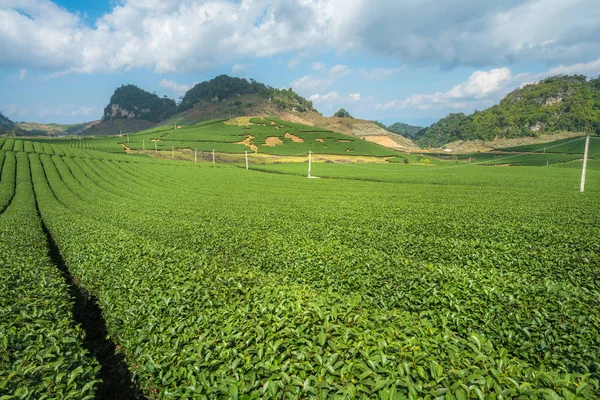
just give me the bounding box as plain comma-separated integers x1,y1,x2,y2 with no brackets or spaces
415,75,600,148
103,84,177,123
0,112,16,132
387,122,423,138
17,121,100,136
178,74,317,115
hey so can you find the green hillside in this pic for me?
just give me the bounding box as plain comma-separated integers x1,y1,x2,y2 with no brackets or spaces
126,117,396,156
416,75,600,147
387,122,423,138
178,75,317,115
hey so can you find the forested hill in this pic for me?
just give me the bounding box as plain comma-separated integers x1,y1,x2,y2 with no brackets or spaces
178,74,317,114
415,75,600,148
387,122,423,138
0,111,16,133
103,84,177,123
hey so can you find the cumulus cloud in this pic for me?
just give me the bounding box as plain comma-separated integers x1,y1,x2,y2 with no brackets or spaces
2,0,598,74
378,58,600,111
159,79,193,96
382,68,512,110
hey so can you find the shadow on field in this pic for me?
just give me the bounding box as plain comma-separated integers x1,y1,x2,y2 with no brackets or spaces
41,220,146,400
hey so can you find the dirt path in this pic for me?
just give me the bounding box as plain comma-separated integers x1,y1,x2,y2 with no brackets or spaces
120,144,134,154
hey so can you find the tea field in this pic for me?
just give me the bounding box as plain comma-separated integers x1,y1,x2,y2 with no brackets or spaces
1,138,599,399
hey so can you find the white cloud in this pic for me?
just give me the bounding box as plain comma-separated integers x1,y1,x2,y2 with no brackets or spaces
1,0,599,75
328,64,351,78
378,68,513,110
446,68,512,99
291,64,352,93
312,62,326,71
159,79,193,96
232,64,247,73
33,104,98,118
291,75,332,92
378,57,600,112
309,91,341,103
71,105,97,117
19,69,27,80
3,104,29,118
309,91,360,104
359,67,404,80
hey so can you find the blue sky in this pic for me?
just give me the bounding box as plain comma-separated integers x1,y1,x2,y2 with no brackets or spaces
1,0,600,127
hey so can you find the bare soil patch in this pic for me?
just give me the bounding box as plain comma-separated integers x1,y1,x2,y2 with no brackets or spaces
441,132,585,153
264,137,284,147
225,117,253,126
362,135,411,150
235,135,258,152
285,132,304,143
315,138,324,143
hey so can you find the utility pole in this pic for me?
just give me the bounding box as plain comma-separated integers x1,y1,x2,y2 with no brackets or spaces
212,149,215,164
142,140,145,150
195,149,197,163
245,150,249,170
155,142,157,154
127,132,130,143
308,151,312,178
580,135,590,192
172,145,174,160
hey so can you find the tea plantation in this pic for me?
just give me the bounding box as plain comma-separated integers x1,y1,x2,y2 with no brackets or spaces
1,137,599,399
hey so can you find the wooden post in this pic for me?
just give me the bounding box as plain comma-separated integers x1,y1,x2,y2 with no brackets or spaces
143,140,145,150
155,142,157,154
308,151,312,178
212,149,215,164
172,145,174,160
195,149,197,163
245,150,248,170
580,135,590,192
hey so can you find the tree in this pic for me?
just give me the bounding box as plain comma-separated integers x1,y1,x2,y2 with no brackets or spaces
334,108,351,118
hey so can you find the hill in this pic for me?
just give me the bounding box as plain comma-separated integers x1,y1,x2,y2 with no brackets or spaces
103,84,177,123
81,85,176,135
80,119,155,136
415,75,600,148
178,75,317,115
169,75,419,151
0,112,16,134
80,75,419,150
16,121,99,136
387,122,423,138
